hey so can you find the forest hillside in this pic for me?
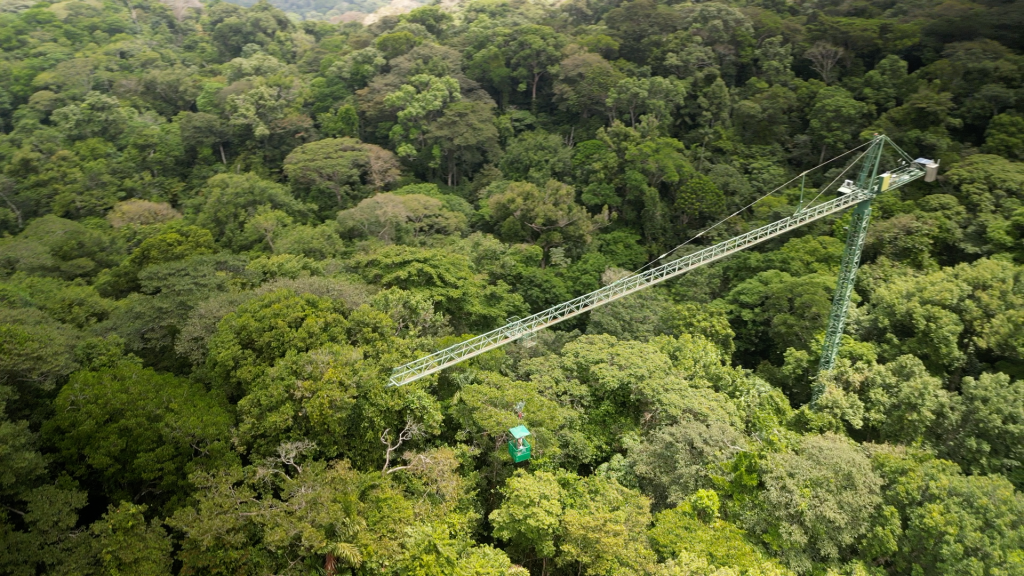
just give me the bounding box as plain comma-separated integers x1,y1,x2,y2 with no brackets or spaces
1,0,1023,574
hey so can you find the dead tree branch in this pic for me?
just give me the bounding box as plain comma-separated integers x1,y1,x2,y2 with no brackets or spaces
806,41,843,85
381,419,422,474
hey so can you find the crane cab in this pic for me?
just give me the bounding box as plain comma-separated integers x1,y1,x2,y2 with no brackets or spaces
914,157,940,182
508,425,532,463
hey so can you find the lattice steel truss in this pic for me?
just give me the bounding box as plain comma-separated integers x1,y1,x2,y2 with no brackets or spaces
818,135,916,379
389,136,925,387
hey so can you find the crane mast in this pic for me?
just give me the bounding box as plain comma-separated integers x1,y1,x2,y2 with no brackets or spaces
818,136,886,375
388,135,928,388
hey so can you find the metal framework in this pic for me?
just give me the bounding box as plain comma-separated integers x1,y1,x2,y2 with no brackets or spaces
389,136,926,387
817,136,889,375
818,200,872,374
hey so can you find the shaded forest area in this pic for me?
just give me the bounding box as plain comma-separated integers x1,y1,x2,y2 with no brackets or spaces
1,0,1023,574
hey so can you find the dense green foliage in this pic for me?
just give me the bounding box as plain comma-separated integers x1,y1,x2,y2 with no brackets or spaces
1,0,1024,573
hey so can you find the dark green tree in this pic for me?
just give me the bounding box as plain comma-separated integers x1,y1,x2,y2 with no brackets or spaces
45,359,234,512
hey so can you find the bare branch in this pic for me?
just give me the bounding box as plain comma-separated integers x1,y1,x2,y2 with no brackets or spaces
382,452,432,475
159,0,201,22
274,440,317,476
381,419,422,473
0,177,22,229
805,41,843,85
3,504,25,517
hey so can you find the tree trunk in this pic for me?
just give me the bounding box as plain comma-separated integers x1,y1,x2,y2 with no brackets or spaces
819,143,827,164
0,188,22,229
697,132,710,172
219,143,228,165
532,72,541,101
325,553,337,576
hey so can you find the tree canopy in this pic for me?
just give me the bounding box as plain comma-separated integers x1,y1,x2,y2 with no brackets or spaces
1,0,1024,573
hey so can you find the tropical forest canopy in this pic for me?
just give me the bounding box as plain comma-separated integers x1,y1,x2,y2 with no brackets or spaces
1,0,1024,574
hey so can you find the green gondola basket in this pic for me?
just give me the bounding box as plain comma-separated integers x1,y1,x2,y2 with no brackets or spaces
507,424,532,463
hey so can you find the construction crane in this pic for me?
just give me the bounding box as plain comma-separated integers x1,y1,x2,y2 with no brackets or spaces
387,135,938,388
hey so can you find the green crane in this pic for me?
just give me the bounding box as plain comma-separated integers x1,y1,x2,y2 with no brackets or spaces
816,137,884,376
816,136,938,384
387,135,937,389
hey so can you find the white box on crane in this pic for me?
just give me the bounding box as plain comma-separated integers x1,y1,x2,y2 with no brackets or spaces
914,158,940,182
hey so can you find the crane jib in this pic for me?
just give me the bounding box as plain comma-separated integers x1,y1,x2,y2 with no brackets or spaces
387,156,926,387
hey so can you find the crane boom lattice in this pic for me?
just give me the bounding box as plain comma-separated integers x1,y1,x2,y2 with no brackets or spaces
388,136,927,387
